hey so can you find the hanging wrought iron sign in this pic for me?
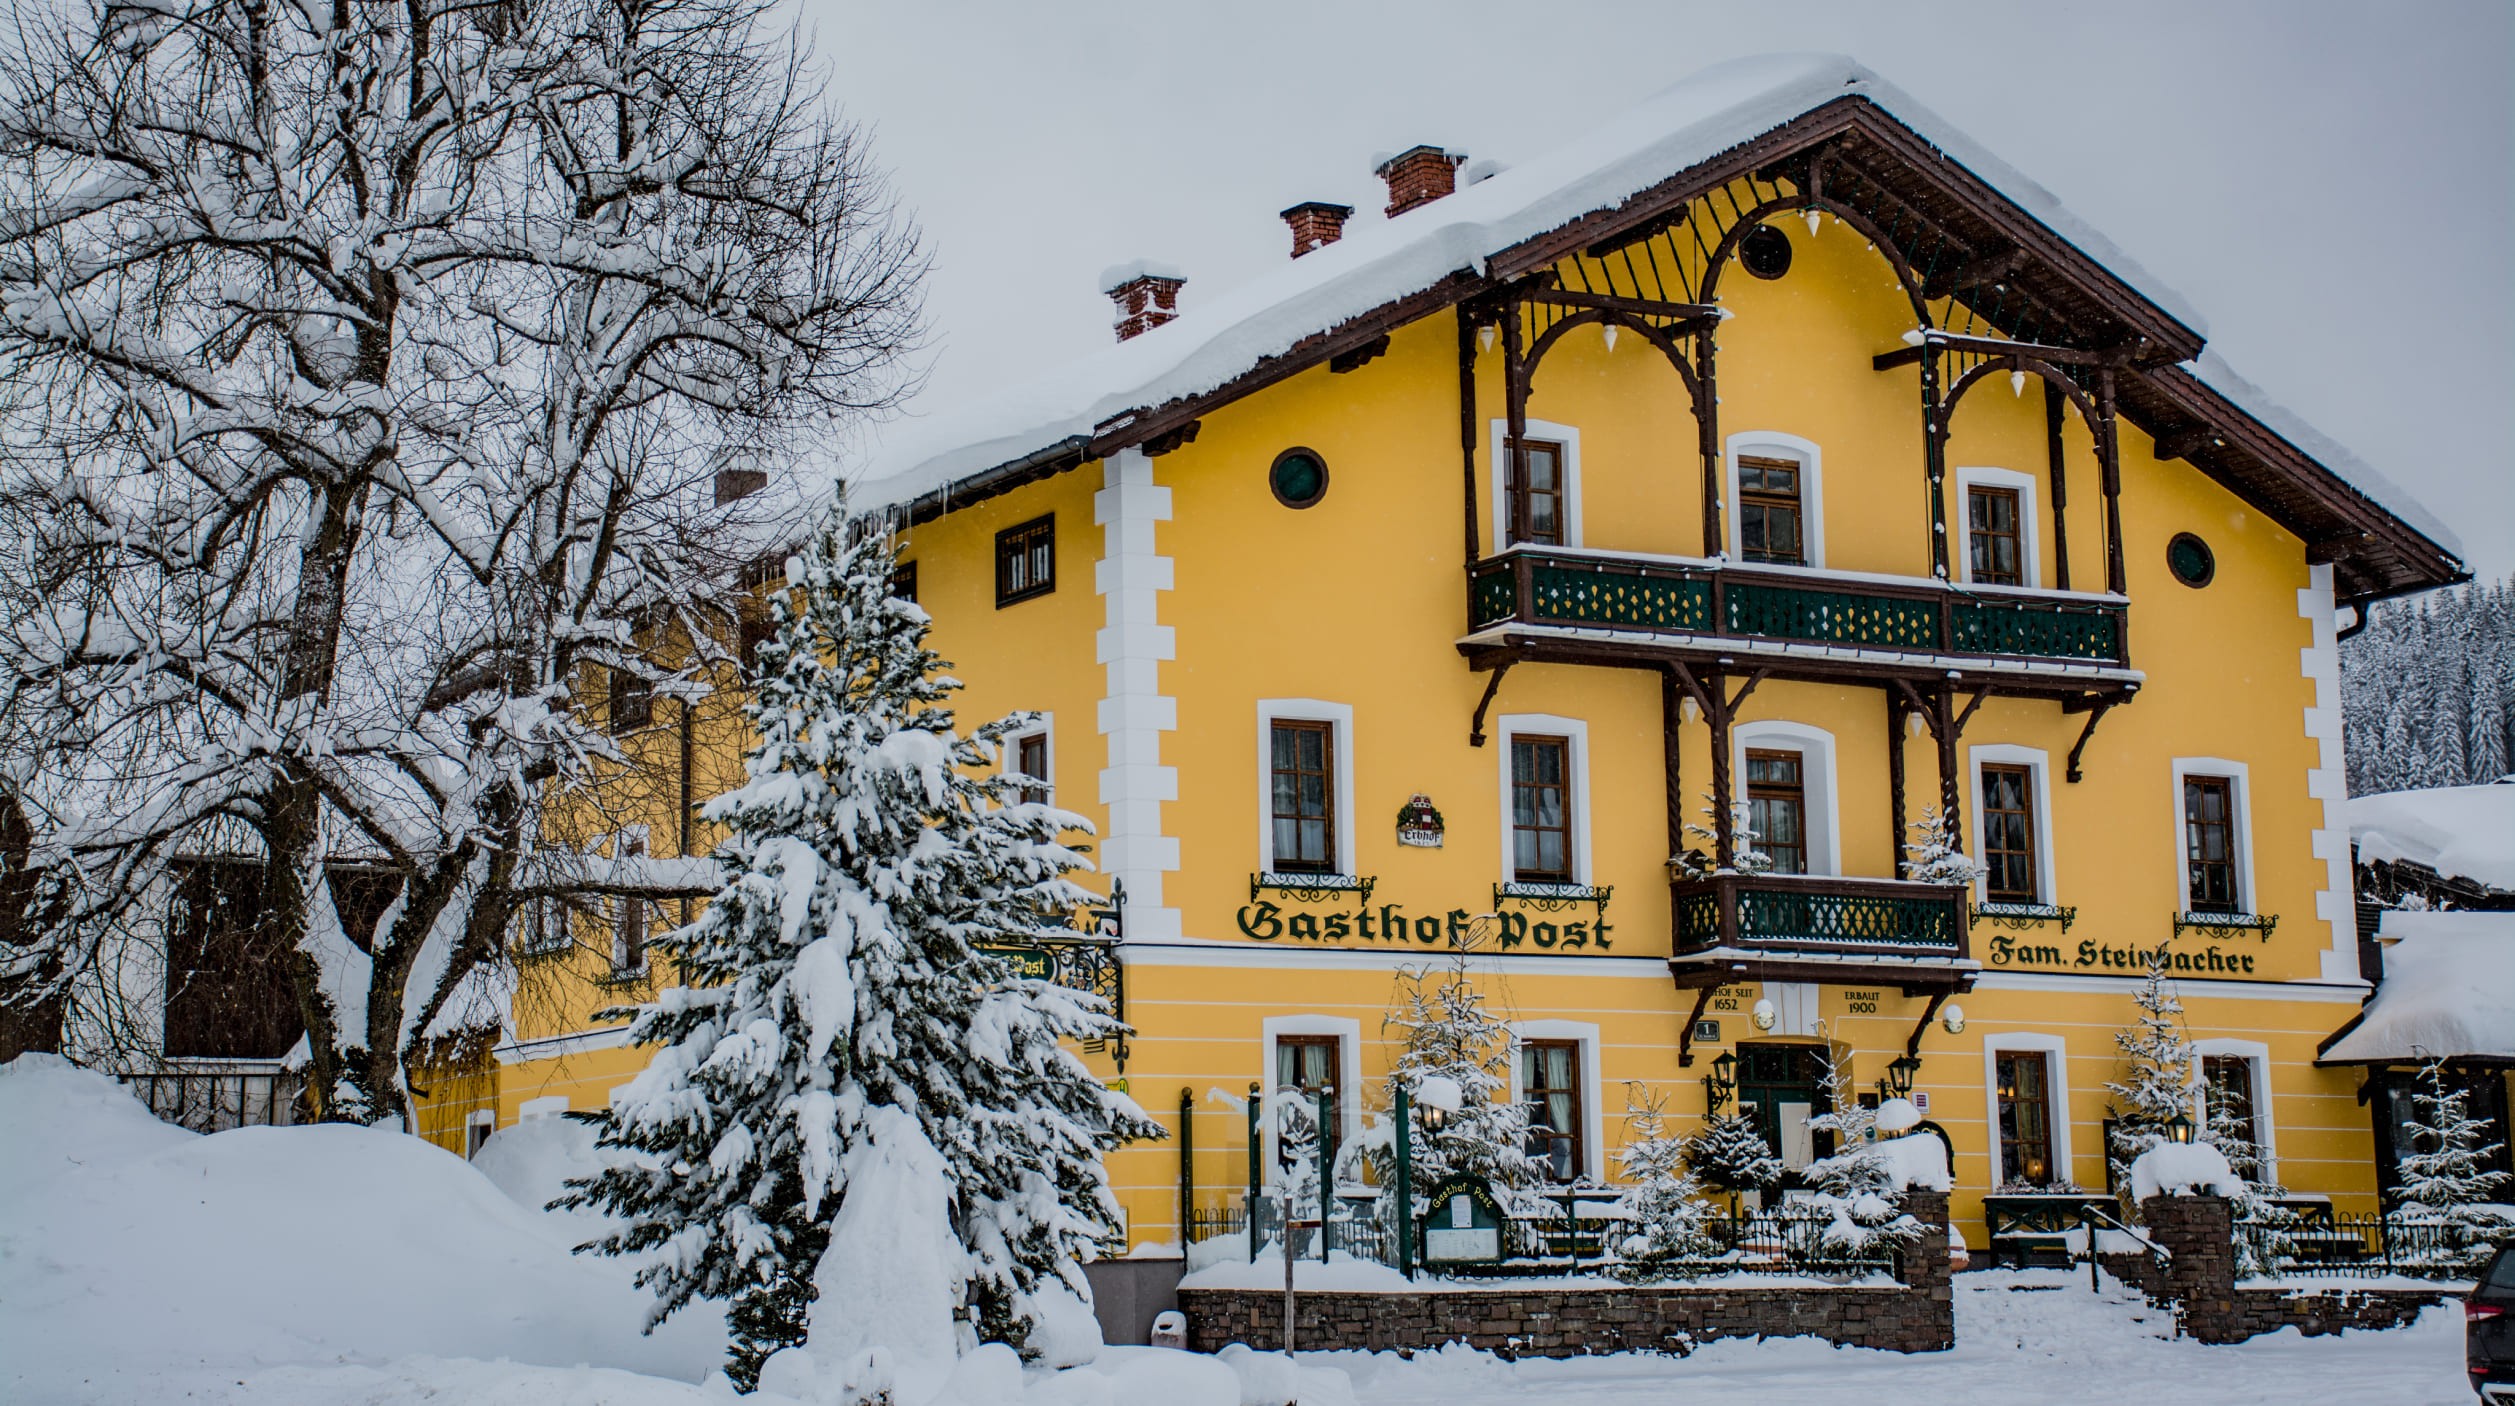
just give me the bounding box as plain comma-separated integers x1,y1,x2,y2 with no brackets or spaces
1395,794,1445,848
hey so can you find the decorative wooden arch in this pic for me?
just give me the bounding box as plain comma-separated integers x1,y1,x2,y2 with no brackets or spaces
1698,184,1938,330
1521,305,1702,401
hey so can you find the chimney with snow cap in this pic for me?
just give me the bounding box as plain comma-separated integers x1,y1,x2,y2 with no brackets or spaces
1101,260,1185,342
1375,145,1466,218
1280,201,1353,258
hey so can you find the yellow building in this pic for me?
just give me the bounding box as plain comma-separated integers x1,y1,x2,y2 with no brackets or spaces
462,57,2468,1254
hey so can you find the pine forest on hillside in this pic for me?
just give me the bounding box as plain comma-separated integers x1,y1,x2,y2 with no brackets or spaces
2341,574,2515,795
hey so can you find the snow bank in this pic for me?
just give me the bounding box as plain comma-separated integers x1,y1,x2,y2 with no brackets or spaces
2348,784,2515,890
2128,1142,2240,1200
1872,1131,1951,1192
469,1106,620,1245
0,1057,727,1402
2322,913,2515,1063
1176,1245,1416,1293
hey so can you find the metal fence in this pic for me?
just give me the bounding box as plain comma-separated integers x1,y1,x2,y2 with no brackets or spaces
1193,1188,1899,1280
2239,1212,2491,1281
121,1064,305,1133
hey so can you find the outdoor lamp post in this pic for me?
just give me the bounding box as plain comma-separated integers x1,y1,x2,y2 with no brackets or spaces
2167,1112,2196,1144
1705,1050,1737,1113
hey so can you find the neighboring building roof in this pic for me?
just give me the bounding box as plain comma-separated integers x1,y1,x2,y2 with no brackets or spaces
836,53,2463,603
2348,784,2515,893
2320,912,2515,1065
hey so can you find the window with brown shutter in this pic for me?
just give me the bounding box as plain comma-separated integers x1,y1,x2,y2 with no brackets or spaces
995,516,1054,606
1506,438,1566,546
1015,731,1050,806
1511,735,1573,882
1269,720,1335,873
1737,456,1805,565
1996,1051,2056,1186
1980,763,2039,903
1745,748,1807,875
2183,776,2240,913
1520,1040,1586,1182
1967,485,2024,586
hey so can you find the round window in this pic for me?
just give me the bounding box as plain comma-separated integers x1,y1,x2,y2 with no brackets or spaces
1268,447,1329,509
1740,224,1793,280
2167,532,2216,588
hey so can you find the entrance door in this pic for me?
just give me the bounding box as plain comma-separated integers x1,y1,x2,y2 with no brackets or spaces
1736,1044,1832,1180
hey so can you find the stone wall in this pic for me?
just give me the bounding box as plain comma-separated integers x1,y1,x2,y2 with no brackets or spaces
1178,1192,1954,1358
2132,1194,2450,1344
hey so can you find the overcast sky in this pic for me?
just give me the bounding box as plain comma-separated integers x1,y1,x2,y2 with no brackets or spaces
800,0,2512,581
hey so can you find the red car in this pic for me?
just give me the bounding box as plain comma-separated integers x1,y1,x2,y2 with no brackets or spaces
2474,1240,2515,1401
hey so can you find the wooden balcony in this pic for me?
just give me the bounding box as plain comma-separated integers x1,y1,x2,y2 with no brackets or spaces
1463,548,2134,697
1668,872,1975,991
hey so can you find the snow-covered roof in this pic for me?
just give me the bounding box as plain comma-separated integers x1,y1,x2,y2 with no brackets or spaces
844,53,2213,512
2320,912,2515,1065
834,53,2457,585
2347,784,2515,892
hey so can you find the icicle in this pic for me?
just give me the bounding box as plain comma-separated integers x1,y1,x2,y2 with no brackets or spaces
1479,325,1495,354
1603,325,1619,352
1803,207,1822,237
2010,369,2027,398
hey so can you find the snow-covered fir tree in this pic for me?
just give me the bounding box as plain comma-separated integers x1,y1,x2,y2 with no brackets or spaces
1672,793,1772,877
1799,1052,1919,1255
1901,807,1982,886
2389,1060,2515,1275
1684,1111,1784,1211
1612,1084,1716,1278
2104,945,2197,1191
562,518,1158,1383
1375,931,1539,1200
2343,575,2515,794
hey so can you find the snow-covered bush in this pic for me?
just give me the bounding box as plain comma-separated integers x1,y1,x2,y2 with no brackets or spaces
1901,807,1981,886
1372,935,1537,1212
2128,1142,2241,1201
1799,1055,1920,1256
2388,1059,2515,1276
1684,1111,1784,1209
1611,1085,1716,1278
1671,794,1773,877
561,521,1158,1383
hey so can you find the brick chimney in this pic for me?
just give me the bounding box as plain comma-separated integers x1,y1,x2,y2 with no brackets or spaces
1375,145,1465,218
1101,261,1186,342
1280,201,1354,258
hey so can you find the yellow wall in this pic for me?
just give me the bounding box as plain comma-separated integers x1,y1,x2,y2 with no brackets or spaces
439,186,2383,1252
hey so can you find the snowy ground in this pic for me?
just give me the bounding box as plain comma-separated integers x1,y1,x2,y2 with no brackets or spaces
0,1056,2480,1405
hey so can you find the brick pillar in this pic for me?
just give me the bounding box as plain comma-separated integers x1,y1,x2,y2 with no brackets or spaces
1897,1190,1955,1350
2138,1193,2240,1343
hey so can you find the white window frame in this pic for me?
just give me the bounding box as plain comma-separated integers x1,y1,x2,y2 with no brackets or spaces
1496,714,1592,885
1730,720,1842,877
1953,466,2043,588
1509,1019,1604,1183
1982,1032,2074,1188
1967,743,2058,906
1487,417,1583,550
1260,1014,1364,1184
465,1108,496,1159
1724,430,1825,567
2169,758,2256,915
1003,712,1056,806
2192,1038,2278,1186
1255,700,1356,878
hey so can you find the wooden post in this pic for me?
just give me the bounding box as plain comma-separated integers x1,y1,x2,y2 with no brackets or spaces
1697,328,1724,557
1921,342,1950,580
1503,299,1529,548
1661,667,1687,863
1888,692,1909,877
1708,675,1736,870
2044,379,2072,592
2099,367,2126,597
1459,308,1481,568
1934,689,1962,841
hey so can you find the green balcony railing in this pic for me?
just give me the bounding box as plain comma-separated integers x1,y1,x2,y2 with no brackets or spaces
1467,549,2127,667
1671,873,1969,960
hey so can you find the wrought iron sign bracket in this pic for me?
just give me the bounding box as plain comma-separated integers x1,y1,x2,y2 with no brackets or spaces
2173,911,2278,939
1971,901,2078,933
1492,881,1613,916
1250,871,1377,905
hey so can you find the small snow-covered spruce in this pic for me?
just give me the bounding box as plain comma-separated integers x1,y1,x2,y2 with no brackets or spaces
1684,1111,1784,1213
1799,1054,1921,1256
1612,1083,1717,1279
561,519,1159,1384
2388,1060,2515,1276
1372,926,1540,1203
1671,793,1773,878
1900,807,1981,886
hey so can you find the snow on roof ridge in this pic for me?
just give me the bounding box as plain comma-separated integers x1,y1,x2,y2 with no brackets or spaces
831,53,2437,554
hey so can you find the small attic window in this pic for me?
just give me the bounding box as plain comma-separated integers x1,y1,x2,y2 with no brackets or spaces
1741,225,1793,281
2167,532,2216,589
1269,448,1329,509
